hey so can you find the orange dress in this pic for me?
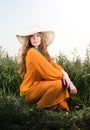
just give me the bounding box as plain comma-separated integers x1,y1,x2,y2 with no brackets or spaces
20,48,70,111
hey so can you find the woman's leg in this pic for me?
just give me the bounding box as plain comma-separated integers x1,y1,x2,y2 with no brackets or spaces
25,80,70,111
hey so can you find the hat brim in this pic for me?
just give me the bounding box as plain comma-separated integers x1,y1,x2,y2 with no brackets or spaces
16,30,55,46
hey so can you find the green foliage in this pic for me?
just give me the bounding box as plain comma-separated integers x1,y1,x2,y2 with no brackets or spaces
0,47,22,97
55,45,90,107
0,96,47,130
0,96,90,130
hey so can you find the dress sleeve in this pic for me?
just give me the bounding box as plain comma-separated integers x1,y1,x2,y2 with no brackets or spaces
28,48,63,80
50,59,64,71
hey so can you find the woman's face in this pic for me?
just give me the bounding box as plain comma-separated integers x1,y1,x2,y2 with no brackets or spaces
29,33,41,48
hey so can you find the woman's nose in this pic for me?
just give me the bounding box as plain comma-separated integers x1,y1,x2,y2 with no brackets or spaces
33,35,37,40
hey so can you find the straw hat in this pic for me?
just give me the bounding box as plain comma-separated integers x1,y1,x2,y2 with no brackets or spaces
16,25,55,46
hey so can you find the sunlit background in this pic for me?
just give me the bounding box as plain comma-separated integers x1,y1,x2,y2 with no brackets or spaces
0,0,90,60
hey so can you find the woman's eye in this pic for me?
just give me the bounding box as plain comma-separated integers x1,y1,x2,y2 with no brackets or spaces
37,34,41,37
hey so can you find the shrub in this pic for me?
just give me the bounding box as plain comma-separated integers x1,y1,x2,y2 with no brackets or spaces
0,96,90,130
0,47,21,97
55,45,90,107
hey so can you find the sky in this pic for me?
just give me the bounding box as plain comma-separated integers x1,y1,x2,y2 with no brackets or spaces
0,0,90,60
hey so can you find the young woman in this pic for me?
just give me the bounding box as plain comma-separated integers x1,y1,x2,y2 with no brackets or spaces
16,25,77,111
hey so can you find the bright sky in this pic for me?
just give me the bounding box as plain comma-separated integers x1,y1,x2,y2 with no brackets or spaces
0,0,90,60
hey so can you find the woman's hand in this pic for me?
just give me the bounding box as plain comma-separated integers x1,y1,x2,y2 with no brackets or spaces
61,70,77,95
69,81,77,95
61,70,71,87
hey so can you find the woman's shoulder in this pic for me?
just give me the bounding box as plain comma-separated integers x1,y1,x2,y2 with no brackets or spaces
27,47,39,56
28,47,36,53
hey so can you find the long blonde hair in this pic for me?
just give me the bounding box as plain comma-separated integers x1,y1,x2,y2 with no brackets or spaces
18,33,51,78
